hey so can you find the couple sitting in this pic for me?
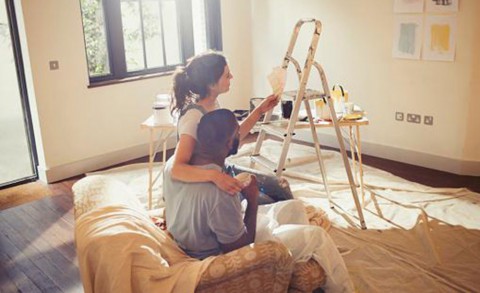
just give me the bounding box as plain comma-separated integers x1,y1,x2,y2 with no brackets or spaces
163,109,354,293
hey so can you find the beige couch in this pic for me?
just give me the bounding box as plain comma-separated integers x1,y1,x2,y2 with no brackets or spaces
73,175,326,292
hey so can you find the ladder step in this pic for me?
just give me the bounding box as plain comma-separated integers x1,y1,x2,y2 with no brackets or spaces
259,122,292,138
284,89,326,101
250,154,280,173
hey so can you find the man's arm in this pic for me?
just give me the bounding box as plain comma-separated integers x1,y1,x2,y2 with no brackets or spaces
219,176,259,254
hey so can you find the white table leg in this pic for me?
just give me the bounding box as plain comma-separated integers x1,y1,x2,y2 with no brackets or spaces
148,129,154,210
163,136,167,166
356,125,365,207
348,126,359,185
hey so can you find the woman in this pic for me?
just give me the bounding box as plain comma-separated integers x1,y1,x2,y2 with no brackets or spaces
170,51,278,194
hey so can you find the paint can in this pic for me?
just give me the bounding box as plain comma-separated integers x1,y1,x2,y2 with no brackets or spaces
153,94,172,124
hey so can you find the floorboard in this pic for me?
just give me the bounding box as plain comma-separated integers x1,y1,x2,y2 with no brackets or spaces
1,251,42,293
18,203,76,263
0,211,64,292
0,139,478,292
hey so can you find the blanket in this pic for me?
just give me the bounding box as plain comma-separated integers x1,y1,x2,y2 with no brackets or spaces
227,140,480,293
256,200,354,292
88,140,480,292
75,205,213,293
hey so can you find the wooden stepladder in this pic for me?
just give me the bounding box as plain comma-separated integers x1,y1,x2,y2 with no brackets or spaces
250,18,367,229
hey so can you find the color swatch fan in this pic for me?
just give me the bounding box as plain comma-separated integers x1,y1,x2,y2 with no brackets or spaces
267,67,287,98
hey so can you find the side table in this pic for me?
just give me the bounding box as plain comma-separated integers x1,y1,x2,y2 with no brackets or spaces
312,117,369,206
260,116,369,206
141,115,176,209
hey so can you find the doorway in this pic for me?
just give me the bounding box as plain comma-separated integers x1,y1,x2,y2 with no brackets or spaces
0,1,37,188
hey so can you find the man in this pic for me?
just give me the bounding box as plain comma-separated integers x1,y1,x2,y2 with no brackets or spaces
164,109,354,292
163,109,258,259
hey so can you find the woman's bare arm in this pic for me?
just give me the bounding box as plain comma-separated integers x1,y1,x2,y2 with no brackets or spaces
171,134,243,195
239,94,279,140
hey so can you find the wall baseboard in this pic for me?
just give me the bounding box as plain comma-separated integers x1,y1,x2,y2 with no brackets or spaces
294,131,480,176
37,132,479,183
37,137,177,183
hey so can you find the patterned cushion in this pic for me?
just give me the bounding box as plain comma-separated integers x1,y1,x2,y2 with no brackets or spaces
197,241,293,293
286,204,330,292
72,175,144,219
289,259,326,292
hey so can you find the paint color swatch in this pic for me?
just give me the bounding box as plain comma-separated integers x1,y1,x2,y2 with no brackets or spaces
399,23,419,54
422,15,456,61
393,15,423,59
430,24,450,52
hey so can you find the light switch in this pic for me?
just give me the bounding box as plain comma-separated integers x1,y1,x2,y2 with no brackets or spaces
49,60,59,70
395,112,404,121
424,115,434,125
406,113,421,124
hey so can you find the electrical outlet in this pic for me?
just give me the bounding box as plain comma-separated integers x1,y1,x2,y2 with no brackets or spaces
406,113,421,124
395,112,404,121
49,60,59,70
424,115,434,125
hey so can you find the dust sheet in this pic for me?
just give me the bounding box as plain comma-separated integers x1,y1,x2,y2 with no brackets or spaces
89,140,480,292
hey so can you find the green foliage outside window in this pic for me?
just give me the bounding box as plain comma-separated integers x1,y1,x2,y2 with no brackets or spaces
79,0,221,83
81,0,110,77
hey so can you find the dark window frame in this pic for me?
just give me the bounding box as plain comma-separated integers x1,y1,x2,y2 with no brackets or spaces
80,0,222,85
1,0,39,188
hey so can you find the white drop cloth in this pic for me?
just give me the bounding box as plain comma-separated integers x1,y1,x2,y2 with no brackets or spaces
256,200,354,292
89,140,480,292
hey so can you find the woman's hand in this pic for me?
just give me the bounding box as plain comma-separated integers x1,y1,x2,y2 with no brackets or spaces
239,94,280,139
212,171,244,195
257,94,279,114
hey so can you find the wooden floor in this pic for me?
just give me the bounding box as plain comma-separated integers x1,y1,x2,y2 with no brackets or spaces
0,178,83,293
0,140,478,292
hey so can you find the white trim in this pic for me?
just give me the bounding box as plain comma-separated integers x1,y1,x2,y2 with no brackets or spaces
37,131,480,183
294,131,480,176
37,137,177,183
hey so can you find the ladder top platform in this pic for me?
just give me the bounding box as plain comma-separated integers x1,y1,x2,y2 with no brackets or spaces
261,117,369,130
283,89,326,100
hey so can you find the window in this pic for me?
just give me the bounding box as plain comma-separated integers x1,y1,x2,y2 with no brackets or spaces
80,0,222,84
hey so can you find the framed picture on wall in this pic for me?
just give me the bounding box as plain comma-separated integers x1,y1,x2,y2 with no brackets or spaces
422,15,457,61
392,15,423,60
426,0,458,13
394,0,424,13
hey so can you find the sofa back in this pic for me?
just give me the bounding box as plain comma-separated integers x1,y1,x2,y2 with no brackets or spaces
72,175,145,219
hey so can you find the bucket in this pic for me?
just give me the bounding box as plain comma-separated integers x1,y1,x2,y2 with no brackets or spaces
315,99,331,120
331,84,348,113
153,94,173,124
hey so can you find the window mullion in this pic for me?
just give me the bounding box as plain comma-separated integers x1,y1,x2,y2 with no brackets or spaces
138,0,148,69
177,0,194,62
158,0,167,66
104,0,127,78
204,0,222,51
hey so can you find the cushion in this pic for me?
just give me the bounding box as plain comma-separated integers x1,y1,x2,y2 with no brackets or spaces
290,259,326,292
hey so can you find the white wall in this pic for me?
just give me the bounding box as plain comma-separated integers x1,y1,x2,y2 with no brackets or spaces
219,0,253,110
249,0,480,175
17,0,479,181
17,0,253,182
463,18,480,162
